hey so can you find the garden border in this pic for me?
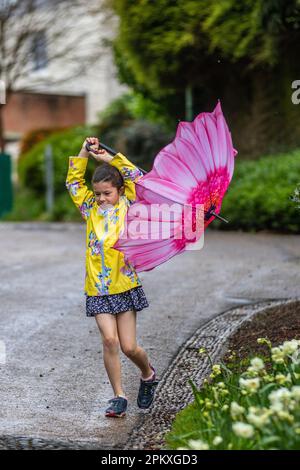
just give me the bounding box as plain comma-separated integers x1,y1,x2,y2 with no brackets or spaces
125,297,300,450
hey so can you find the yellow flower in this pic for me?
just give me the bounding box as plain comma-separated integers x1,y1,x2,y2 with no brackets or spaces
210,364,222,379
263,374,274,383
257,338,272,348
275,373,292,385
199,347,207,355
212,364,221,374
271,347,285,364
204,398,213,409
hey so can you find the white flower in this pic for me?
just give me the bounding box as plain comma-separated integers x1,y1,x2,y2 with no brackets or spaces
276,410,294,423
232,422,254,438
246,406,272,428
230,401,245,419
282,340,299,355
216,381,226,389
249,357,265,371
269,387,292,411
291,386,300,400
213,436,223,446
239,377,260,393
187,438,209,450
290,350,300,364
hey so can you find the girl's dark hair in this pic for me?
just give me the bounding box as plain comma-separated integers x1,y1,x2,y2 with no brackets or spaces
92,163,124,190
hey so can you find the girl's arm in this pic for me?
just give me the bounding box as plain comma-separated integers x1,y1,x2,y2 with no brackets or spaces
83,141,144,204
109,153,144,203
65,138,96,221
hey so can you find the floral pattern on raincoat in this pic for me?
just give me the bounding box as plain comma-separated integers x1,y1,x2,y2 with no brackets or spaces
65,152,144,296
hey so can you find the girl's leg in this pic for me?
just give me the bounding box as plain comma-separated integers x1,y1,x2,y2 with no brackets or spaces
94,313,127,398
116,310,154,380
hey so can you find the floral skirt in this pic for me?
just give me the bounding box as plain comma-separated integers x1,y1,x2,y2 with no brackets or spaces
85,286,149,316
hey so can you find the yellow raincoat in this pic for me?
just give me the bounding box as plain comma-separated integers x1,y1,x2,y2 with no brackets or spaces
65,153,144,296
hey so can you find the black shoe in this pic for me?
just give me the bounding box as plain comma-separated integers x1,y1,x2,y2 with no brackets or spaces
137,364,159,409
105,396,127,418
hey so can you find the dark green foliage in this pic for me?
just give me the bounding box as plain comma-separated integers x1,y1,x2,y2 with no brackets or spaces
211,150,300,233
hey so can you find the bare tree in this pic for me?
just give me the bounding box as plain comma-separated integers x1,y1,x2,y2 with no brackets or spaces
0,0,110,152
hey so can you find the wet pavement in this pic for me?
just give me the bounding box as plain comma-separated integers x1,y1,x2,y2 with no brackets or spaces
0,222,299,449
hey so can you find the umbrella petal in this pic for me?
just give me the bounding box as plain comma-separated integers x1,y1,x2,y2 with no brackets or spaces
152,150,198,189
137,177,188,205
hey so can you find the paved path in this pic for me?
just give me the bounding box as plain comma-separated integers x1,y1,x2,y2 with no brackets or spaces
0,223,299,449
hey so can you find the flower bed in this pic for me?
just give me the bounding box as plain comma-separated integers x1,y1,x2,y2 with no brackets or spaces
165,336,300,450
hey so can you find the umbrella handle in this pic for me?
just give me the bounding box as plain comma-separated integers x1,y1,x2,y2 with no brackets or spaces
211,211,229,223
85,140,147,175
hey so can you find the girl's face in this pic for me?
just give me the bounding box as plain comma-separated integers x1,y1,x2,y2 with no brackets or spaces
93,180,124,208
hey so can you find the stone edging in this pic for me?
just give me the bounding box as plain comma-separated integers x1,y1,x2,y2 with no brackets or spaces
125,297,299,450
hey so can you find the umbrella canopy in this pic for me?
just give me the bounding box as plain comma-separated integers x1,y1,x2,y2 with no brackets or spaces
114,101,237,272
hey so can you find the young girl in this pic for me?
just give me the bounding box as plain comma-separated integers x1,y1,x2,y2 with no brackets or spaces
65,137,159,418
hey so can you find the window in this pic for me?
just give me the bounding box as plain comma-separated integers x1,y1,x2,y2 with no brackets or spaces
31,31,48,71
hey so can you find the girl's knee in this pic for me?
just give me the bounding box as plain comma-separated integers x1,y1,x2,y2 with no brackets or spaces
121,344,138,357
103,336,120,351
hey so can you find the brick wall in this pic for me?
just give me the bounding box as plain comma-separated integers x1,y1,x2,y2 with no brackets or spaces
3,90,86,136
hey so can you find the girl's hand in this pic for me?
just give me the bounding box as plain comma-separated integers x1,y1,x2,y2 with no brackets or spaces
78,137,98,158
79,137,113,163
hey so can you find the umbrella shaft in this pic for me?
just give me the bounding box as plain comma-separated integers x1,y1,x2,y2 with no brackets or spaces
211,211,229,223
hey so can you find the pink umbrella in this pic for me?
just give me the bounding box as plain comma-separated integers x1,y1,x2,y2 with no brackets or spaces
113,101,237,272
87,101,237,272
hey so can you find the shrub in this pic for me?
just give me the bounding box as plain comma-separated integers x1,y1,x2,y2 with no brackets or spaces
211,149,300,233
19,127,69,155
18,125,98,198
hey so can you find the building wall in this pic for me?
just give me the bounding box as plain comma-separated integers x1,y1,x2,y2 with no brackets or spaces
13,1,127,125
4,91,86,136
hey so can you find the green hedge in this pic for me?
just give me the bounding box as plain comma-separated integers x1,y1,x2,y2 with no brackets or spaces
211,149,300,234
